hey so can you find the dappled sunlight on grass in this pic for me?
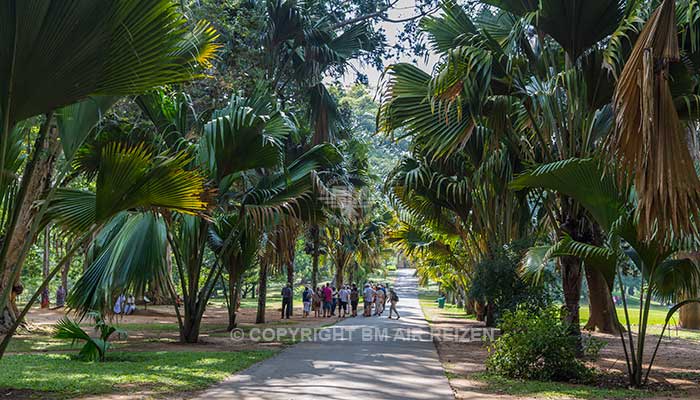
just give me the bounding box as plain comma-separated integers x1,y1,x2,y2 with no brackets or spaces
472,373,660,399
0,350,276,397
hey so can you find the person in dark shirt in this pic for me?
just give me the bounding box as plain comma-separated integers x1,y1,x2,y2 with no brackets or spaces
281,282,293,319
302,286,313,317
349,284,359,317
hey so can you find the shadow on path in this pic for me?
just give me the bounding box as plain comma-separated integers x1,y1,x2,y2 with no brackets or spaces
193,269,454,400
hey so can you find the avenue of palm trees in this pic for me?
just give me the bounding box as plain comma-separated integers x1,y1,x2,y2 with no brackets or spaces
1,0,700,397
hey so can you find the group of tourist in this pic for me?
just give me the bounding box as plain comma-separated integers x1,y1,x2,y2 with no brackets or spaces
285,282,400,320
113,294,137,315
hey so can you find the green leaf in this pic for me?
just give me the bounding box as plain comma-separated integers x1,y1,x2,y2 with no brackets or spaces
55,97,118,160
511,158,627,232
0,0,219,125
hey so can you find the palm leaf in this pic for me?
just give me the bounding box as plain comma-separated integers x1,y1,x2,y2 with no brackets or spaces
0,0,219,126
55,97,118,160
484,0,626,61
511,158,628,232
67,213,168,314
609,0,700,241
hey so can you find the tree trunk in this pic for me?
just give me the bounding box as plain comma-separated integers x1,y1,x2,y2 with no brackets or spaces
475,301,486,321
286,258,294,316
311,225,319,290
485,302,496,327
348,261,357,285
181,307,202,343
558,197,586,351
255,261,268,324
465,298,476,315
40,226,50,308
227,267,243,331
680,302,700,329
335,261,342,289
560,255,582,339
0,116,60,332
60,255,70,296
583,263,624,333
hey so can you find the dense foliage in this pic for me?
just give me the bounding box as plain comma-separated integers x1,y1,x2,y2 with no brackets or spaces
486,306,591,382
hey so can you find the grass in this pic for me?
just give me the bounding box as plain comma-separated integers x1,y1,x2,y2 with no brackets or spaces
418,290,476,323
579,304,672,326
6,336,92,353
472,373,659,399
579,305,700,341
0,350,276,397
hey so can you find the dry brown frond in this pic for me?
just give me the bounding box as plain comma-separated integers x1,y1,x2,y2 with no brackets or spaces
610,0,700,242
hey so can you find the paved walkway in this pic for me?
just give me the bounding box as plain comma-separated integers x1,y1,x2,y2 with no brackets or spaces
195,269,454,400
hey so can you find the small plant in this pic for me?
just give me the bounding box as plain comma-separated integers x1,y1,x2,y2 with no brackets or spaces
485,305,591,382
582,334,607,360
54,312,126,361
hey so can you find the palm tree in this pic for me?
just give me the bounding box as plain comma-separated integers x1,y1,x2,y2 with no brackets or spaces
0,142,212,358
512,157,700,387
0,0,219,333
263,0,373,143
378,0,700,335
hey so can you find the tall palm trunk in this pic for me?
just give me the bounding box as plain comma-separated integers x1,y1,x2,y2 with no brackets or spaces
285,255,294,316
226,254,244,330
559,254,583,339
228,273,243,330
583,224,624,334
40,226,50,308
558,198,584,349
584,264,624,333
255,260,268,324
0,115,60,333
181,300,202,343
680,302,700,329
311,225,319,290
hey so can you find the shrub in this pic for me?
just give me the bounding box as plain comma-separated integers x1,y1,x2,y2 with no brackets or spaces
470,241,555,325
485,305,592,382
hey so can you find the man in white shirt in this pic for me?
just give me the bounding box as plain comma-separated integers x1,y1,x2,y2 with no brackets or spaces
338,286,350,317
362,284,375,317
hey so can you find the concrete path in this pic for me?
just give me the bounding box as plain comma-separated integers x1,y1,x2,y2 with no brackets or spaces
195,268,454,400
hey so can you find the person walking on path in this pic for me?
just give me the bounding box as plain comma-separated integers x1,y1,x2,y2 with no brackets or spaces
362,284,375,317
388,288,400,319
281,282,293,319
381,284,389,312
374,285,385,316
312,287,322,318
331,286,338,316
349,284,359,317
322,283,333,318
302,286,313,318
338,285,349,317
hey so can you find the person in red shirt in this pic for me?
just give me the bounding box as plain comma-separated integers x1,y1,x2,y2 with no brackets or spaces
322,283,333,318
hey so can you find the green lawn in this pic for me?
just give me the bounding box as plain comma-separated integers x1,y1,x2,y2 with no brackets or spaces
579,304,673,326
6,336,93,353
472,373,660,399
417,289,700,341
0,350,275,397
418,291,476,322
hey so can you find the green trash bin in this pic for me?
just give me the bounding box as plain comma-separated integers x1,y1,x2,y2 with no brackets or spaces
437,296,446,309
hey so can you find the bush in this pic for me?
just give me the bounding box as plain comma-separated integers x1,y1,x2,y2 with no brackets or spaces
485,306,592,382
469,241,555,325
